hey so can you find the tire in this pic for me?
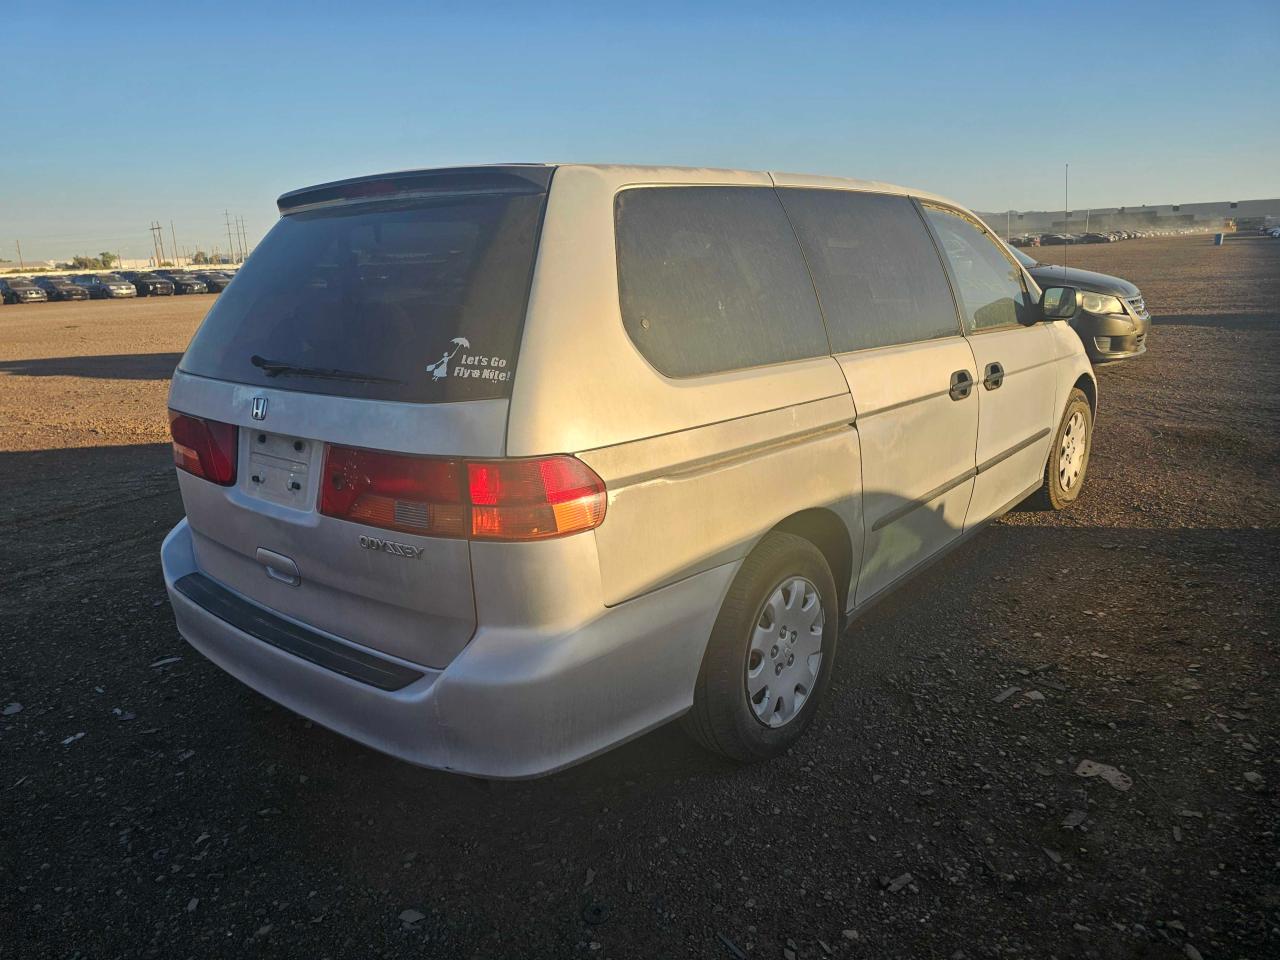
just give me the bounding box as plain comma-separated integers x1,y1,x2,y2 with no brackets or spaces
1034,387,1093,510
681,531,839,763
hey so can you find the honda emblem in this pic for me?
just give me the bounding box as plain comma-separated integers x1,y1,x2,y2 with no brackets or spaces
251,397,268,421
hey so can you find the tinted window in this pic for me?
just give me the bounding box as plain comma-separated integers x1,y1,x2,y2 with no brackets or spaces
778,189,960,352
615,187,828,377
179,191,546,403
923,205,1033,331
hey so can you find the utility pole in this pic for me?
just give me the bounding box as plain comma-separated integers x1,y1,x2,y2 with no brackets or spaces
1063,162,1070,268
236,216,249,262
224,211,237,263
15,239,25,271
170,221,180,267
153,221,169,266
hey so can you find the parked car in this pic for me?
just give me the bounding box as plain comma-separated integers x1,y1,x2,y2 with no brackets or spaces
1011,247,1150,362
162,163,1096,778
120,271,175,296
0,277,49,304
1040,233,1072,245
34,276,90,301
194,271,232,292
1080,233,1111,244
73,274,138,299
156,270,209,294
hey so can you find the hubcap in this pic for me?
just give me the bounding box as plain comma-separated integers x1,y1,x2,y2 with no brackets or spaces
745,577,825,728
1058,410,1087,491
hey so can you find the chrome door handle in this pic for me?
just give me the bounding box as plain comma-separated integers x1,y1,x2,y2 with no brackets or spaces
983,362,1005,390
949,369,974,401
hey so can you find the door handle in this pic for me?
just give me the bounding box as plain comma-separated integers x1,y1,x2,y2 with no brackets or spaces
983,362,1005,390
255,547,300,587
949,369,974,401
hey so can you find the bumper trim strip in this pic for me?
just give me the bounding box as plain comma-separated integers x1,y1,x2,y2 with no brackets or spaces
174,572,424,691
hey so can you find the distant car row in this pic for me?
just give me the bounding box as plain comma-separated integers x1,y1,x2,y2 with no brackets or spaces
0,269,235,304
1008,227,1215,247
1263,226,1280,239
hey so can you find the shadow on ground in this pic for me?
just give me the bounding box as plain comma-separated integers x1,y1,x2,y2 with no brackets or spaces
0,352,183,380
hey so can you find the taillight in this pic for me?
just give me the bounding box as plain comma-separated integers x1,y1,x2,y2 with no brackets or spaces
467,457,606,541
169,410,237,485
318,446,606,541
319,445,468,538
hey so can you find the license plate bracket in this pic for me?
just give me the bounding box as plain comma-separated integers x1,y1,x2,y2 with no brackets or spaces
244,430,316,507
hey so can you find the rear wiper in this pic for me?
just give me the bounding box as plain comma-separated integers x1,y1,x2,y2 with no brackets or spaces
250,354,402,384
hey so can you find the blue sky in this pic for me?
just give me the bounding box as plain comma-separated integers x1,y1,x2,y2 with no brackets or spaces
5,0,1278,260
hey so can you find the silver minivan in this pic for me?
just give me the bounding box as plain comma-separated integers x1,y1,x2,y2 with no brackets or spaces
162,164,1095,777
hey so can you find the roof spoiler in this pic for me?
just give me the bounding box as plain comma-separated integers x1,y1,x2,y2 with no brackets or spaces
276,165,555,214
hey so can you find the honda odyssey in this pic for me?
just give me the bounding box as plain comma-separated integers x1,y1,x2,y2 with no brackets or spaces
162,164,1096,777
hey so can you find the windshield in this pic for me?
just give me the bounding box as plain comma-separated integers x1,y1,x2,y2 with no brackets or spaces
1011,247,1037,269
179,190,547,403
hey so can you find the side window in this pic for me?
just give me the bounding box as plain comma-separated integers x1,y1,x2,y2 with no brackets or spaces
614,186,829,377
923,205,1033,331
778,189,961,352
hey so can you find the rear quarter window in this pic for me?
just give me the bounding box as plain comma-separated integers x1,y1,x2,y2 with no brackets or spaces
179,190,547,403
614,186,829,377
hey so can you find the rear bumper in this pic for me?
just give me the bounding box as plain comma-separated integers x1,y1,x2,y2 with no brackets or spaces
162,518,734,778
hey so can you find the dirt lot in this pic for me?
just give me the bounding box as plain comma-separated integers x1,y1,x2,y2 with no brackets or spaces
2,235,1278,959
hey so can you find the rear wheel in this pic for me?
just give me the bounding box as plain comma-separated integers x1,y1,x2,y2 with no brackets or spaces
1035,387,1093,510
682,532,838,762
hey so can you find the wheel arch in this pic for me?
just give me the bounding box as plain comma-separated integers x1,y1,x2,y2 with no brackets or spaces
1073,371,1098,415
767,508,855,618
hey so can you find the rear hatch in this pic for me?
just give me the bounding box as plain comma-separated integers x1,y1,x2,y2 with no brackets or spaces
169,166,553,668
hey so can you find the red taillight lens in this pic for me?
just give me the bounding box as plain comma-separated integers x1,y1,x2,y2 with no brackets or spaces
318,446,606,541
319,445,468,538
468,457,607,541
169,410,237,485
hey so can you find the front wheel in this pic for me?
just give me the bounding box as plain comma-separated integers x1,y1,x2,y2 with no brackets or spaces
1036,387,1093,510
681,531,839,762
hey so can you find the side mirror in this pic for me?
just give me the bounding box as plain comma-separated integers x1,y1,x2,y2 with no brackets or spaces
1040,286,1077,321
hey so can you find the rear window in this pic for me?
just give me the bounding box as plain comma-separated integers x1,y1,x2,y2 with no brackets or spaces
179,190,547,403
614,186,829,377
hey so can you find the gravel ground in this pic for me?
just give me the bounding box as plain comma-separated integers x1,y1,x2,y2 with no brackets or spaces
1,235,1277,959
